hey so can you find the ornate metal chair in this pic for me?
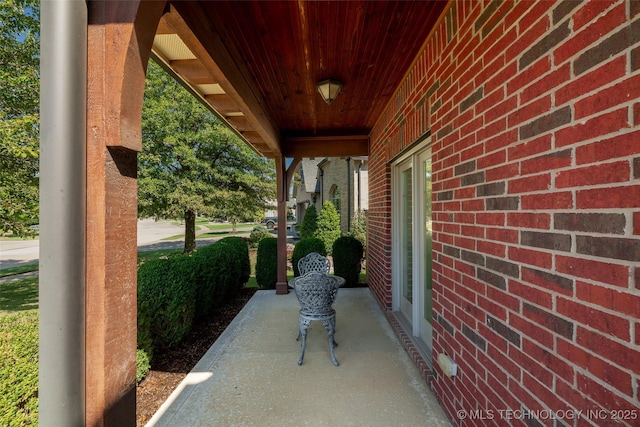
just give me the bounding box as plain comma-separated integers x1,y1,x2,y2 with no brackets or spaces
297,251,331,276
293,271,341,366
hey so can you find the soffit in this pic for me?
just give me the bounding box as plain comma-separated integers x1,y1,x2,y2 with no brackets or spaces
151,1,448,159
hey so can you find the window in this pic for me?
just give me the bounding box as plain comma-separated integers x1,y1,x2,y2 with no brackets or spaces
330,185,341,213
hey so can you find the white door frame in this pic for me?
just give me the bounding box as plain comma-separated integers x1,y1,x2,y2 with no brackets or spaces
391,141,432,354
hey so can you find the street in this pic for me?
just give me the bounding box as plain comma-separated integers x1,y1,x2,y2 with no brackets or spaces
1,219,198,269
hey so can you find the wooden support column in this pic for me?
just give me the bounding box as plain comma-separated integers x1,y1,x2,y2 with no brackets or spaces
86,2,165,425
275,156,301,295
275,156,289,294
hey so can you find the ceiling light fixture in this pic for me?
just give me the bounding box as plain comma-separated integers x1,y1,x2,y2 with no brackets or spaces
317,79,343,105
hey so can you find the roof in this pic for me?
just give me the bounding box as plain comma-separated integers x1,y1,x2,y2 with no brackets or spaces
300,158,323,194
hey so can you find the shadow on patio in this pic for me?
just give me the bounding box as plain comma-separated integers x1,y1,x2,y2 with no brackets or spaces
146,288,451,426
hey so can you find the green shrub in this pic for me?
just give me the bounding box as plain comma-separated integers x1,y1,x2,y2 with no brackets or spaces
349,209,367,255
191,243,232,319
292,238,326,277
217,237,249,299
248,224,272,248
137,297,154,360
332,235,364,287
190,245,220,321
0,311,38,426
316,201,341,255
299,204,318,239
255,237,278,289
188,238,249,322
137,256,197,351
136,349,151,384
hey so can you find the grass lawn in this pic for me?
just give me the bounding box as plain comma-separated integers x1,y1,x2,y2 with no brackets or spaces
161,223,259,241
0,310,38,426
204,222,256,231
0,276,39,316
0,263,39,278
192,230,246,239
0,276,39,424
170,218,212,227
137,248,182,264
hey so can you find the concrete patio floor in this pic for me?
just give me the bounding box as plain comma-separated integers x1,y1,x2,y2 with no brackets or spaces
146,288,452,427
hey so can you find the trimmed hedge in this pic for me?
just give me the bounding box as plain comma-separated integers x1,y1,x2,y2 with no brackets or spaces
217,236,250,298
190,245,225,322
0,311,38,426
255,237,278,289
190,238,249,321
194,243,233,313
292,238,327,277
137,238,249,358
332,235,364,287
137,256,197,351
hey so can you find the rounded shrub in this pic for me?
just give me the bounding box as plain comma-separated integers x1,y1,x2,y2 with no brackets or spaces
248,224,272,248
332,235,364,287
137,255,197,351
292,237,326,277
255,237,278,289
316,201,341,255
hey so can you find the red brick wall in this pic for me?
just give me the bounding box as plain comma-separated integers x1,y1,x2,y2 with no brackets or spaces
368,1,640,425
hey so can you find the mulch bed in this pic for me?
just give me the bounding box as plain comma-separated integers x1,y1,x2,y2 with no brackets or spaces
136,287,258,426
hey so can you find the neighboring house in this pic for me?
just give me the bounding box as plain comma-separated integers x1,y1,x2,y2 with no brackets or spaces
294,157,368,234
293,158,323,227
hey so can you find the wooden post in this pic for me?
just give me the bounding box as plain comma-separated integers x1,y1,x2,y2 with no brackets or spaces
85,2,165,425
275,156,289,294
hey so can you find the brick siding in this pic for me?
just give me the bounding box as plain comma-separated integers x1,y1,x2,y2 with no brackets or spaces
368,1,640,425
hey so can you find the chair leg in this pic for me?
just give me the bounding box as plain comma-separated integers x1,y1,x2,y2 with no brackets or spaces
322,316,339,366
328,333,339,366
298,317,310,365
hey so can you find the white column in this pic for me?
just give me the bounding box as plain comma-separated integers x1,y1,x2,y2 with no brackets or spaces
39,1,87,425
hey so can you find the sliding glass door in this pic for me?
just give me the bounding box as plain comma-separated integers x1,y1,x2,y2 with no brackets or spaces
393,146,433,358
398,161,414,322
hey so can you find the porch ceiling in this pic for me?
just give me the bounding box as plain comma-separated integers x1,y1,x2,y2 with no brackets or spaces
151,1,447,159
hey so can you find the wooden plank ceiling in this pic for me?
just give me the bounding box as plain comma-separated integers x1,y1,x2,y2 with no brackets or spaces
151,1,447,159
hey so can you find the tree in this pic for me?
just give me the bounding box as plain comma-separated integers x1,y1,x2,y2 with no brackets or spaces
316,201,341,255
349,209,367,256
0,0,40,236
138,61,276,252
298,204,318,240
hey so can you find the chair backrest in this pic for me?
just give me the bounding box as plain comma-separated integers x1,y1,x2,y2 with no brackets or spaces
294,272,339,316
298,252,331,276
